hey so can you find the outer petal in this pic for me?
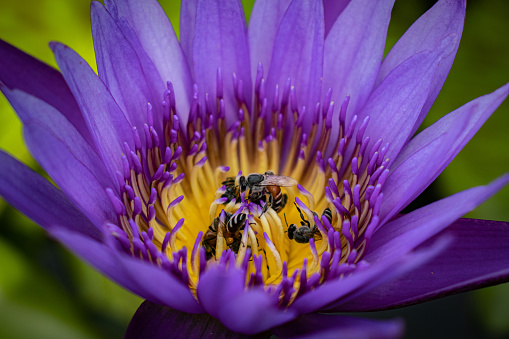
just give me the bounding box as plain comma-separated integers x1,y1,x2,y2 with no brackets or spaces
289,236,448,314
49,227,203,314
125,301,270,339
376,0,466,137
0,151,101,240
1,87,112,190
340,219,509,312
179,0,198,76
266,0,324,127
51,42,134,188
359,35,458,165
197,263,297,334
91,2,162,144
366,174,509,264
273,314,404,339
248,0,291,79
24,124,116,226
192,0,252,123
105,0,192,123
0,39,93,146
322,0,352,38
323,0,394,128
381,83,509,223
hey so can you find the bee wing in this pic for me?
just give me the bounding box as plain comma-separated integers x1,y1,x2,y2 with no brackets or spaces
259,175,298,187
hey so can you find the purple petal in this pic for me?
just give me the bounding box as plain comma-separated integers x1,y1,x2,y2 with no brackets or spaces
340,219,509,312
1,87,112,190
248,0,291,78
0,39,94,147
359,34,459,164
323,0,394,128
50,227,203,313
91,2,162,144
290,235,448,314
366,174,509,264
381,83,509,223
179,0,198,76
218,290,297,335
377,0,466,137
197,265,297,334
125,300,270,339
266,0,324,126
24,123,117,226
192,0,252,123
105,0,192,123
323,0,352,38
51,42,134,188
273,313,403,339
0,151,101,240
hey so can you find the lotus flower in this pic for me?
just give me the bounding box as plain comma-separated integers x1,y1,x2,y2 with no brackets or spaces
1,0,508,337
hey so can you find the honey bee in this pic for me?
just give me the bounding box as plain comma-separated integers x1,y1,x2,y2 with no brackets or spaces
202,211,248,260
222,171,296,213
322,207,333,224
286,204,331,244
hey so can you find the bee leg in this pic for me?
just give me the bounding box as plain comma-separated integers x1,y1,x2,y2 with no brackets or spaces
294,202,311,228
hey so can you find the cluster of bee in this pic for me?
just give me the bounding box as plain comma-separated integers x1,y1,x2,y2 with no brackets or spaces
202,172,333,260
202,171,297,260
285,203,333,244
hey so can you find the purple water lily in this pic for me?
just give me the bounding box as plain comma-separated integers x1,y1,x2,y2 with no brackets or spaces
1,0,508,337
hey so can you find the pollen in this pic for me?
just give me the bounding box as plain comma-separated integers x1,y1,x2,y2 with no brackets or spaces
106,64,389,306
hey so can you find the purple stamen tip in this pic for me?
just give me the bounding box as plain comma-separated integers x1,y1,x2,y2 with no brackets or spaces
356,116,370,144
277,113,283,129
133,197,142,216
121,154,130,179
340,95,350,124
323,88,333,116
338,138,346,156
150,126,160,147
106,188,126,216
216,67,223,99
146,102,154,127
132,126,141,151
169,195,184,209
144,124,153,149
351,157,359,176
172,146,182,161
125,184,135,200
148,205,156,221
255,63,264,93
148,187,157,205
196,156,207,167
325,102,334,129
259,80,266,102
313,102,320,125
290,87,298,113
346,115,358,140
130,151,143,174
129,219,140,238
163,147,172,164
272,84,280,112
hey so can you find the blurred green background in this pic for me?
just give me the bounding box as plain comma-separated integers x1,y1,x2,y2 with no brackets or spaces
0,0,508,338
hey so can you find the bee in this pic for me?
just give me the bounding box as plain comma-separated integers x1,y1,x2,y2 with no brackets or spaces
224,212,248,254
286,204,331,244
222,171,296,213
202,211,248,260
322,207,333,224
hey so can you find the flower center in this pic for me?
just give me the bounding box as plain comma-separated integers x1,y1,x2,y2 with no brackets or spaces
106,65,389,306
